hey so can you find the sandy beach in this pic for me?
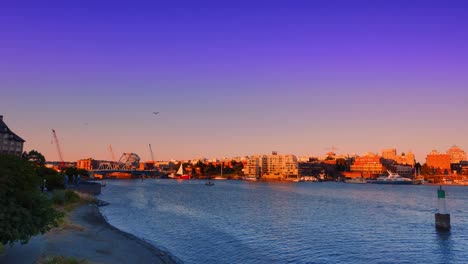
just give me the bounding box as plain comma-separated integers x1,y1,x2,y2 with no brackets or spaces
0,204,179,264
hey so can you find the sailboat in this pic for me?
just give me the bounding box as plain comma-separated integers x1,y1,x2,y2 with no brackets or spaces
177,163,191,180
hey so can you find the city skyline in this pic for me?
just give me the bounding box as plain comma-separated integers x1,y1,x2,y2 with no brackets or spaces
2,1,468,162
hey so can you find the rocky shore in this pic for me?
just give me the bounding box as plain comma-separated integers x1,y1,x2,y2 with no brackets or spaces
0,203,180,264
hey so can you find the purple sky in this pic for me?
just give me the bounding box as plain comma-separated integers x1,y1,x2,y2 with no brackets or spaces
1,1,467,162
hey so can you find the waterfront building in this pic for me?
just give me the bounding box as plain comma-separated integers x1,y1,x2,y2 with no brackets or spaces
298,161,323,176
446,145,467,164
396,151,416,166
426,150,451,171
382,149,397,161
244,152,298,179
0,115,25,156
381,148,415,166
243,155,267,177
77,158,100,170
395,165,414,177
350,153,384,177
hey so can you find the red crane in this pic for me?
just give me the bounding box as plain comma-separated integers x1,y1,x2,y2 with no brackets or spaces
51,129,65,169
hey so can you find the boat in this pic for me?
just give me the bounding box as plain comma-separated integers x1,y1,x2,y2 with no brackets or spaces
205,179,215,186
299,176,319,182
369,171,412,184
244,176,257,181
176,164,191,180
344,177,367,184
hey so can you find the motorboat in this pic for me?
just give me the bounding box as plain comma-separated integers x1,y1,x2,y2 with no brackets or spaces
205,179,215,186
369,171,412,184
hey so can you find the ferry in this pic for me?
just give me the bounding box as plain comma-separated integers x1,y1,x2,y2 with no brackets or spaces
369,171,412,185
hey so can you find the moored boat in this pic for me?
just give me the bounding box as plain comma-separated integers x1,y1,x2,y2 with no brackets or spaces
345,177,367,184
369,171,412,184
176,164,191,180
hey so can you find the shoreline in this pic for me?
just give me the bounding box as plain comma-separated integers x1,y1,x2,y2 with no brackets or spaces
96,202,182,263
0,202,181,264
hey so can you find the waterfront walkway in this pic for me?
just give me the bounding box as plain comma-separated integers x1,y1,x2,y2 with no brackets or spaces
0,204,177,264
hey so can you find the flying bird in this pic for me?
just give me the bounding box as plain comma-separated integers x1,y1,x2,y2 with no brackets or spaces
152,112,159,115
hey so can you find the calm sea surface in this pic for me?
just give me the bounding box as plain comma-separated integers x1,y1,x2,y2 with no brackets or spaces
99,180,468,264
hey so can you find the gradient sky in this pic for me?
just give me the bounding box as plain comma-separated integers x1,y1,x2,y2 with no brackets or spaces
1,0,467,162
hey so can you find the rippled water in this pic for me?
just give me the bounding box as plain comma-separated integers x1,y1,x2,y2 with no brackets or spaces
99,180,468,263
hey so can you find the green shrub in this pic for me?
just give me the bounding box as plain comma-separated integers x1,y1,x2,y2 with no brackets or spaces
0,155,63,245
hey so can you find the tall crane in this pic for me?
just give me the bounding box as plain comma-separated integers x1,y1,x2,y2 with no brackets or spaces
51,129,65,169
149,144,155,166
108,145,116,162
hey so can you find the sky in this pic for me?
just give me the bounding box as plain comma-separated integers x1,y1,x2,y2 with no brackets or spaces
1,0,467,162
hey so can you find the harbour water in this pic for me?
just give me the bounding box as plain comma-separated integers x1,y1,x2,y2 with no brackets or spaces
100,180,468,263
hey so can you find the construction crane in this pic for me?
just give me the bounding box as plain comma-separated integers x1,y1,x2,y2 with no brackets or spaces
51,129,65,169
149,144,155,165
108,145,116,162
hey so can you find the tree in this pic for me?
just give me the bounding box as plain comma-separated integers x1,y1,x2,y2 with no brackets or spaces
420,163,432,175
0,155,62,245
22,150,46,167
335,158,347,172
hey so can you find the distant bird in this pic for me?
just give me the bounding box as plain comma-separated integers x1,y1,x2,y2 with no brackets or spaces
84,122,89,126
152,112,159,115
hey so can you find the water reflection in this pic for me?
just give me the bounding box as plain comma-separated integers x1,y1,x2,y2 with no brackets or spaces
435,230,453,263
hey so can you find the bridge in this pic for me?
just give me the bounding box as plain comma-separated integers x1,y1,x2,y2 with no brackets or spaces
89,153,161,178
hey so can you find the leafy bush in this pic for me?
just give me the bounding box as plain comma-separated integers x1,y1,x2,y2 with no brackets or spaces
36,166,64,190
0,155,63,245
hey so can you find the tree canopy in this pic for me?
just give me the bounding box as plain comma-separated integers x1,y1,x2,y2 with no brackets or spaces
0,154,62,245
22,150,46,167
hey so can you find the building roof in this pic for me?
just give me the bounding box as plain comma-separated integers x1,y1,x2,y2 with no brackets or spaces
0,115,25,142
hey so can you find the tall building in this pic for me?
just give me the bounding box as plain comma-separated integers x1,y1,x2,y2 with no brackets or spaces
0,115,25,156
426,150,451,171
244,152,298,179
243,155,267,177
446,145,467,164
